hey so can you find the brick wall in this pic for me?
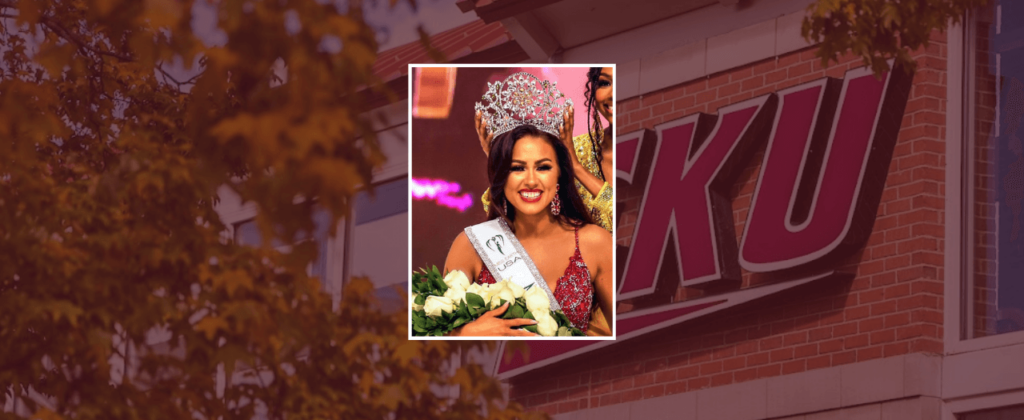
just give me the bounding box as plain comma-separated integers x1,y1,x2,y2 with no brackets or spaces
511,31,949,417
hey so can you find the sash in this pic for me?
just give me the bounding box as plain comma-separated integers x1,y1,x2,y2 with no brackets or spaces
465,219,561,312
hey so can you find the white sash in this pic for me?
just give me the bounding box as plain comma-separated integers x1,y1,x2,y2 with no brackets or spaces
465,218,562,312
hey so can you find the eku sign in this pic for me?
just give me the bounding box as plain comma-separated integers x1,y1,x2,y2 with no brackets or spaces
493,64,913,378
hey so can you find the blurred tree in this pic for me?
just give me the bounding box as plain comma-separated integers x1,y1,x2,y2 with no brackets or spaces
0,1,533,419
803,0,987,74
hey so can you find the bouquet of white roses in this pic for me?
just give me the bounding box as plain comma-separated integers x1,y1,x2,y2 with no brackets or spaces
411,266,584,337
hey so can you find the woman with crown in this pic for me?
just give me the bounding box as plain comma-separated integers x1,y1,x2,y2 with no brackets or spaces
444,72,614,337
474,67,615,336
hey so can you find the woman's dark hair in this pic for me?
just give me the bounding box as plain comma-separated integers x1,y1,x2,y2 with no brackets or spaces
486,124,595,230
583,67,609,170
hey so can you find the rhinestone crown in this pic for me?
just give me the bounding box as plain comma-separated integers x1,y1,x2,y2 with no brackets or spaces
475,72,573,138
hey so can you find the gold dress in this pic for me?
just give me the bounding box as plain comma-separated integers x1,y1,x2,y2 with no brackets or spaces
482,132,613,336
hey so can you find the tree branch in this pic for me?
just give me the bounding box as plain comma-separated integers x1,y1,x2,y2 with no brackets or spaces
0,1,133,62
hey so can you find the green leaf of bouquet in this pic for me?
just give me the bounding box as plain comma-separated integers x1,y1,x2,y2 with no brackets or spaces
523,311,535,320
430,277,448,294
553,310,571,326
508,304,524,319
523,325,538,333
499,300,515,319
414,294,427,305
465,292,485,308
431,265,442,279
453,318,468,328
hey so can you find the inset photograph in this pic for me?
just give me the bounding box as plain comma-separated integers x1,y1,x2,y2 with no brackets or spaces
408,65,616,339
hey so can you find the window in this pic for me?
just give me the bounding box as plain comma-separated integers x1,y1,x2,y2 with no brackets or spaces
346,177,408,313
963,0,1024,340
233,209,332,283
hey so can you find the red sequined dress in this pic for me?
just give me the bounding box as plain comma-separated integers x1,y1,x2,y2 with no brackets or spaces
476,226,593,332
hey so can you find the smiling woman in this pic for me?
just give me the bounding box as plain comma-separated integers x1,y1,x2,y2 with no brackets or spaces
443,123,614,338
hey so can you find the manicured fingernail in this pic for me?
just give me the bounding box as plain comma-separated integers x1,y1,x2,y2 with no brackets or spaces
530,320,538,324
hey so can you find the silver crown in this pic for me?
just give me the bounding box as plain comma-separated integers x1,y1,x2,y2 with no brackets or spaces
475,72,573,138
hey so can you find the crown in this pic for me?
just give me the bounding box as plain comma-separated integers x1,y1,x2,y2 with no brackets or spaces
475,72,573,138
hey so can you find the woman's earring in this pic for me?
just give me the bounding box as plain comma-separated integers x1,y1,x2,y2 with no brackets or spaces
550,185,561,216
505,198,510,216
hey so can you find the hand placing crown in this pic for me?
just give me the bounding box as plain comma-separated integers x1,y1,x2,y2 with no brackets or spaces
474,72,573,138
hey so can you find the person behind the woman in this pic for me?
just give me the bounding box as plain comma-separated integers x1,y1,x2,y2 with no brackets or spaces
444,124,614,337
474,67,616,336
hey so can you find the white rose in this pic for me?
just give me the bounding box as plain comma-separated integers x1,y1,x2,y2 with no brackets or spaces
411,293,424,311
489,283,516,310
423,296,454,317
505,280,526,299
444,286,467,306
523,286,550,314
481,282,501,304
466,283,487,303
443,270,471,290
534,312,558,337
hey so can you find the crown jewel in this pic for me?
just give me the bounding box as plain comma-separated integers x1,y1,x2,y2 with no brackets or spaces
475,72,573,138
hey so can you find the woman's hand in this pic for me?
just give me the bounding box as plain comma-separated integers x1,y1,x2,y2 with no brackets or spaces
475,110,495,157
451,303,539,337
560,107,579,164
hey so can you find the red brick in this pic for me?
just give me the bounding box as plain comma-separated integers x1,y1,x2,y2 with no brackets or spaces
859,317,884,333
795,343,818,358
844,333,870,349
700,361,724,375
696,89,718,104
757,364,782,378
766,69,788,84
807,355,831,370
710,372,734,387
759,336,783,351
719,81,741,97
819,339,843,354
845,305,871,321
742,76,764,90
676,365,701,379
783,332,808,346
735,367,759,383
665,380,688,395
782,360,806,375
778,53,802,67
643,385,666,399
723,355,746,371
747,352,771,367
753,60,777,73
708,73,730,87
659,84,689,101
652,101,673,116
731,66,754,80
771,348,795,362
788,62,813,78
673,95,696,110
621,388,644,403
833,350,857,365
688,377,711,390
634,372,656,387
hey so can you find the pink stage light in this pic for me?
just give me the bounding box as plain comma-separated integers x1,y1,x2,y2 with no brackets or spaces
411,178,473,212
